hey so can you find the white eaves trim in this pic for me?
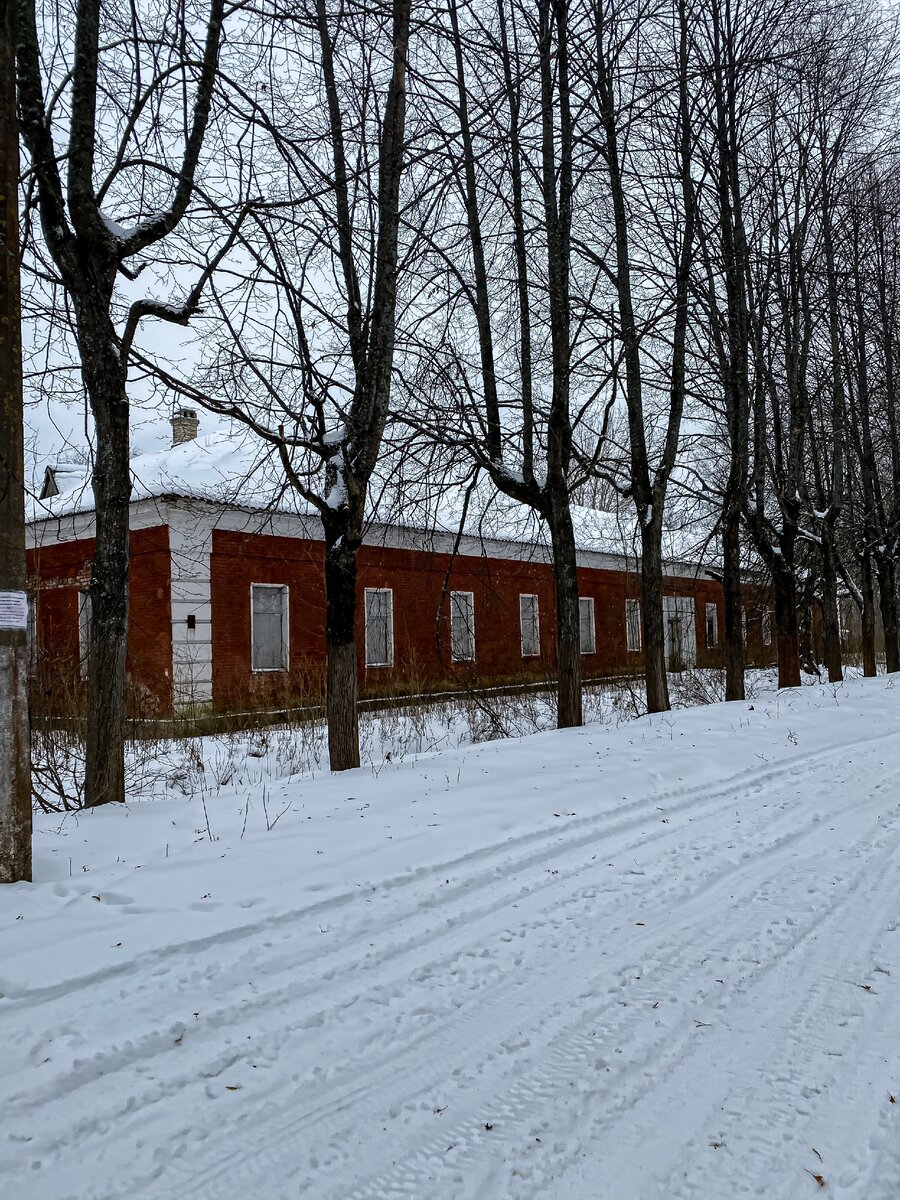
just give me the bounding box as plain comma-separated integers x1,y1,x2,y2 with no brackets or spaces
26,494,717,582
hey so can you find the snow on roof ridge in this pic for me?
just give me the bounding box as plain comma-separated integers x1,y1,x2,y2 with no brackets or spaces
27,432,715,566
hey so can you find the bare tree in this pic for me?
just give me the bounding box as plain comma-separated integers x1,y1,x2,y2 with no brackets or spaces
584,0,699,712
413,0,590,728
866,166,900,671
690,0,776,701
178,0,414,770
17,0,231,804
843,155,900,673
802,4,893,683
743,0,894,686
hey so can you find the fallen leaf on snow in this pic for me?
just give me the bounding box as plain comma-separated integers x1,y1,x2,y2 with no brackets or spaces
804,1169,826,1187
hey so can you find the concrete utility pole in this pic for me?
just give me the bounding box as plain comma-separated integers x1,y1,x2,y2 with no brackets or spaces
0,0,32,883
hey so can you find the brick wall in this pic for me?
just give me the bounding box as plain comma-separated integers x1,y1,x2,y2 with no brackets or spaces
24,514,776,720
209,528,727,713
27,525,174,717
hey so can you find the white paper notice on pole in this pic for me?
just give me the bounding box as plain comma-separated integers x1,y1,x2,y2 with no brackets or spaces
0,591,29,630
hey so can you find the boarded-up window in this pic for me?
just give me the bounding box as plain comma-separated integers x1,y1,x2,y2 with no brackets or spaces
625,598,641,652
78,591,92,679
365,588,394,666
705,602,718,648
251,584,289,672
762,607,772,646
450,591,475,662
520,594,540,657
579,597,596,654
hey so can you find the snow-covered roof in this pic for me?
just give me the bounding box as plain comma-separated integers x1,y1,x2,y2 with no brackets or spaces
27,433,313,523
27,432,717,569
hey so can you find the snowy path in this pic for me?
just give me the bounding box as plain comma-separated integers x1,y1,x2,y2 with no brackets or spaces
2,680,899,1199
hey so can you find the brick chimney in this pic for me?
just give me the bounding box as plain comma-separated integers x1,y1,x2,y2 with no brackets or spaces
170,407,199,446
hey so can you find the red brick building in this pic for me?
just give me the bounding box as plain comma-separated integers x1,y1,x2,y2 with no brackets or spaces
27,430,734,723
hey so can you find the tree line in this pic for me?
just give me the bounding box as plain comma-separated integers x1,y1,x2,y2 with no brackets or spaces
11,0,900,812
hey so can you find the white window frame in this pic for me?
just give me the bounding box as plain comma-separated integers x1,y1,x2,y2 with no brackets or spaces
625,598,641,652
449,590,475,662
364,587,394,667
250,583,290,673
705,602,718,649
78,590,91,680
579,596,596,655
519,593,540,657
762,607,773,646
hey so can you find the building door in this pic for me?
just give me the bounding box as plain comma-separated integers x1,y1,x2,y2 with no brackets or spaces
662,595,696,672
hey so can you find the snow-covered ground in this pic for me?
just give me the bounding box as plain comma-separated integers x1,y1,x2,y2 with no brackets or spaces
3,675,900,1199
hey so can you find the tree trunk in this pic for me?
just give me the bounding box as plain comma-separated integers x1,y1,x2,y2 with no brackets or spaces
798,598,817,676
323,522,360,771
77,292,130,808
861,551,877,677
722,514,745,701
547,499,582,729
876,556,900,674
640,519,669,713
708,0,750,705
772,557,801,688
820,534,843,683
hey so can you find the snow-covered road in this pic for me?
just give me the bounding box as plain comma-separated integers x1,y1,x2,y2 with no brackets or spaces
2,679,899,1199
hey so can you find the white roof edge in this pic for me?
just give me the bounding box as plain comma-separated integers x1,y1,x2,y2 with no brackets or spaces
27,493,716,581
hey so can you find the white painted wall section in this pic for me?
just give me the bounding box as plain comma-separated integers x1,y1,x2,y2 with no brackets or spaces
167,503,216,712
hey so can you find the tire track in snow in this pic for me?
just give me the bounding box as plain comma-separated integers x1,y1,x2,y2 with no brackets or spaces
5,728,897,1200
0,764,802,1195
0,725,850,1098
322,783,900,1200
133,765,900,1200
552,794,900,1199
2,723,890,1013
3,717,879,1041
3,731,866,1146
